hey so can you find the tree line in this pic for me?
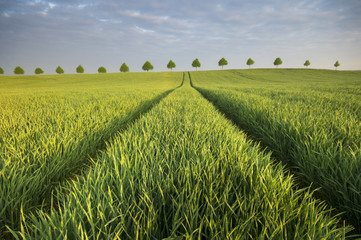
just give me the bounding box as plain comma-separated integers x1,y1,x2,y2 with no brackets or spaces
0,59,341,75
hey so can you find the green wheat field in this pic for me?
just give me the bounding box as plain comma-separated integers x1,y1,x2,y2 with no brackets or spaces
1,69,361,239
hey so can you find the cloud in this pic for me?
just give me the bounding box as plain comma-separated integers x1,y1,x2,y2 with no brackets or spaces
0,0,360,72
135,25,155,33
119,9,169,23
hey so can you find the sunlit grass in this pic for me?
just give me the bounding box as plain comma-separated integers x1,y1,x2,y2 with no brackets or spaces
0,72,182,237
13,74,351,239
191,69,361,231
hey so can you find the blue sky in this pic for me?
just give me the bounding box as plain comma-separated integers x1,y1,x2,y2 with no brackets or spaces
0,0,360,74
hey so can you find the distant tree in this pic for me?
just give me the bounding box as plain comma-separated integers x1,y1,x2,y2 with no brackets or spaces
304,60,311,68
56,66,64,74
334,60,340,70
34,67,44,74
273,57,283,68
14,66,24,74
246,58,255,68
0,67,4,74
76,65,84,73
167,60,176,71
142,61,153,72
98,66,107,73
218,57,228,69
192,58,201,71
120,63,129,72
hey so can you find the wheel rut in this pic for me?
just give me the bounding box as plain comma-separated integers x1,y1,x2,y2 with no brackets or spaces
188,71,359,236
2,76,183,239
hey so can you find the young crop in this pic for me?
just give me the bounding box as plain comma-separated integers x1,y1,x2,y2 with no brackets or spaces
191,69,361,232
14,74,350,239
0,72,182,238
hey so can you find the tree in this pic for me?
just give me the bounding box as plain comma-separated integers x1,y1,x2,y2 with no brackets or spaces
192,58,201,71
334,60,340,70
218,57,228,70
14,66,24,74
142,61,153,72
76,65,84,73
167,60,176,71
273,57,283,68
98,66,107,73
0,67,4,74
34,67,44,74
246,58,255,68
304,60,311,68
56,66,64,74
120,63,129,72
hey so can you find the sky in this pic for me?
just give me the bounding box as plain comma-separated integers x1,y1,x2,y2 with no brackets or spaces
0,0,361,74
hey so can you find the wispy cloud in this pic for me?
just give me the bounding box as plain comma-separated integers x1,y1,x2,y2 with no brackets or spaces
135,25,155,33
0,0,360,73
